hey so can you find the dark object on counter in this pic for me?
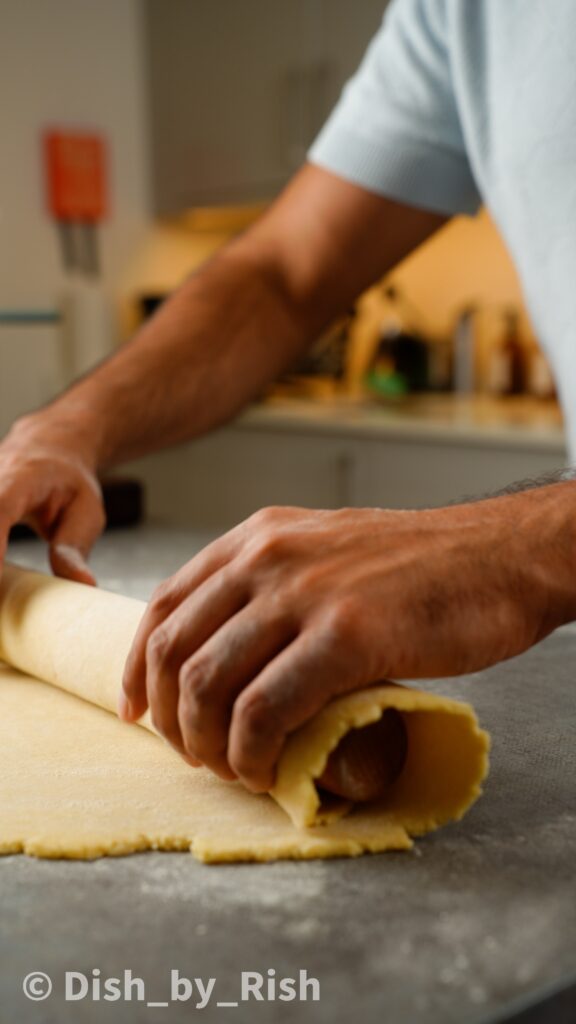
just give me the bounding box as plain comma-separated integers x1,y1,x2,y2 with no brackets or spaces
138,293,169,322
366,325,429,396
487,307,527,396
427,335,454,392
453,304,478,394
281,309,354,382
528,343,557,401
100,477,144,529
366,282,430,396
9,477,144,542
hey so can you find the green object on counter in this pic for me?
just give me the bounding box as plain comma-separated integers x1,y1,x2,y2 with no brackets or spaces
365,368,409,398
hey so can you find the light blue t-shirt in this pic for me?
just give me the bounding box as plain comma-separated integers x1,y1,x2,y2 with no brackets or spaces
309,0,576,459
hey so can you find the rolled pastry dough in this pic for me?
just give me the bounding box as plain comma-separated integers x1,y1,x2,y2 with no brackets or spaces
0,565,489,863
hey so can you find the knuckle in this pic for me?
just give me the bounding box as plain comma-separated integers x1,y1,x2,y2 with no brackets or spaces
149,580,176,616
321,597,361,646
245,529,287,567
234,689,271,737
0,451,18,478
146,626,173,668
248,506,282,531
179,660,213,709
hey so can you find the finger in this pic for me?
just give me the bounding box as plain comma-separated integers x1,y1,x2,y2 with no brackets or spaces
0,481,38,571
120,529,244,723
228,627,364,792
177,600,296,779
48,489,106,586
0,482,55,576
0,513,11,574
50,545,97,586
144,571,249,755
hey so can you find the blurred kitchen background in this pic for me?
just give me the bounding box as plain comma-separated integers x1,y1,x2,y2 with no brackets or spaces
0,0,566,533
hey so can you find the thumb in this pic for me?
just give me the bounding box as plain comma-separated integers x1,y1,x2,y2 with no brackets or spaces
49,491,106,586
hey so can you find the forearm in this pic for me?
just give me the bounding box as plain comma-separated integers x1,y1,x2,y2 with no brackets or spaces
23,240,322,472
10,167,448,472
7,165,448,474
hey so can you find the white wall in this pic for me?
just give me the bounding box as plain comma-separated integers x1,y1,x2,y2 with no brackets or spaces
0,0,252,429
0,0,151,312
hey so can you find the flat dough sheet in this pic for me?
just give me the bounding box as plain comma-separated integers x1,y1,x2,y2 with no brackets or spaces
0,665,416,862
0,566,490,863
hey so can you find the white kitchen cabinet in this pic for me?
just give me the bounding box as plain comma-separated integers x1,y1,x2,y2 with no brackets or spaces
130,416,566,530
132,426,352,528
142,0,387,211
0,322,64,438
348,436,566,509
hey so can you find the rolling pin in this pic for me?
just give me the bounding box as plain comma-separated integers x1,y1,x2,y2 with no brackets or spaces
317,708,408,802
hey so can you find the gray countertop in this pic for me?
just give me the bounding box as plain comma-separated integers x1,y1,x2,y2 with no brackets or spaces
1,525,575,1024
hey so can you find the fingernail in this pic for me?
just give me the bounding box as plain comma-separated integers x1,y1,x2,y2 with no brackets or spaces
53,544,95,583
54,544,87,570
118,692,132,720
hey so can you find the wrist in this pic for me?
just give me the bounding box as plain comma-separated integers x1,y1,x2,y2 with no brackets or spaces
495,481,576,631
9,405,105,474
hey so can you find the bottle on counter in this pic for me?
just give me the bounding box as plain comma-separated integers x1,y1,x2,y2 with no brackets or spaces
427,337,453,393
486,308,526,396
452,304,478,394
272,308,355,398
365,284,429,397
527,342,557,400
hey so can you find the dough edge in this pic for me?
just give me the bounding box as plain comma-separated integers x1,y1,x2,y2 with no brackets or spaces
273,682,491,831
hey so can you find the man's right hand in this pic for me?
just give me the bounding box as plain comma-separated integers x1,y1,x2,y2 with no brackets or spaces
0,414,105,584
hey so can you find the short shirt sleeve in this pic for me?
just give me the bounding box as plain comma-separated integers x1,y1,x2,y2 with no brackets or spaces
308,0,480,216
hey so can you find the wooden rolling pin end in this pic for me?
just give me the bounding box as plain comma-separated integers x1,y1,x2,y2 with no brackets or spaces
317,708,408,803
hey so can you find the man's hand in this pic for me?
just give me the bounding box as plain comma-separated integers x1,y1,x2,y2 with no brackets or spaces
0,415,105,583
120,487,576,793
